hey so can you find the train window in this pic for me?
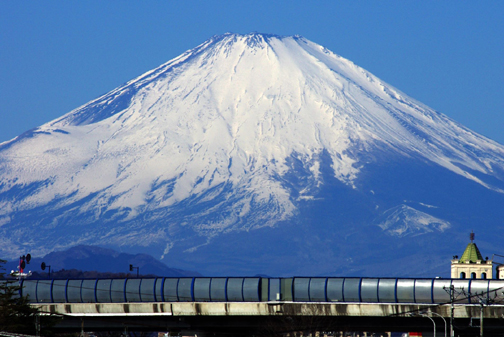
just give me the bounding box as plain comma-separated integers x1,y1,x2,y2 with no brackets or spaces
433,279,451,303
96,279,112,303
163,278,179,301
415,279,433,304
140,278,156,302
489,280,504,303
227,278,244,301
281,278,293,301
111,279,126,302
360,278,379,302
269,278,281,301
210,278,227,301
396,279,414,303
451,279,470,304
309,278,327,302
21,280,38,303
243,278,261,302
52,280,67,303
469,280,489,304
378,279,396,303
81,279,97,303
343,278,361,302
326,278,344,302
177,278,194,301
293,278,310,301
194,278,211,301
67,280,83,303
155,278,164,302
125,279,141,302
36,280,53,303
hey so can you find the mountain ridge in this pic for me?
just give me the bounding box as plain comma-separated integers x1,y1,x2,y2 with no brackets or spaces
3,244,201,277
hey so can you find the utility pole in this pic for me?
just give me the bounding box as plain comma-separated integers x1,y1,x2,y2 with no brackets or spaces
443,284,456,337
476,295,493,337
468,286,499,337
35,313,40,337
80,317,85,337
480,299,484,337
470,287,499,337
449,285,454,337
444,281,500,337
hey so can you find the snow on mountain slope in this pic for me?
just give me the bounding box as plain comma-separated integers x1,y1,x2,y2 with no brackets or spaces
1,33,504,267
375,204,451,237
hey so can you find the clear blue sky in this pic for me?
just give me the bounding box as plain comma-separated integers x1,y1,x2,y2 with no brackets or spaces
1,1,503,143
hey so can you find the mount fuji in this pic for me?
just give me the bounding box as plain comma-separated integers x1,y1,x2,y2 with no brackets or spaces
1,33,504,277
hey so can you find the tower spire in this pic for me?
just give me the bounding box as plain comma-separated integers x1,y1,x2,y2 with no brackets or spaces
452,230,492,279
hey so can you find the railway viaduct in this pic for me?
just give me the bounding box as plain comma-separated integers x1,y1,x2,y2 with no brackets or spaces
33,301,504,336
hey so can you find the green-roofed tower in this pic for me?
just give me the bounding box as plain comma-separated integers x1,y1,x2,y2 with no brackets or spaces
459,242,483,263
451,232,493,279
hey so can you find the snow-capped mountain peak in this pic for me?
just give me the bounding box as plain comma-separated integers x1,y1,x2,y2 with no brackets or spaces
1,33,504,276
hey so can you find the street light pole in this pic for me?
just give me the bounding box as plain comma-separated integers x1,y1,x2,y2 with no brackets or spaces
419,312,436,337
423,311,447,337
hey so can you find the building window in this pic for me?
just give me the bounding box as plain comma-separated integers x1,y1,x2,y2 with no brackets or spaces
471,272,477,279
460,272,466,279
481,272,487,279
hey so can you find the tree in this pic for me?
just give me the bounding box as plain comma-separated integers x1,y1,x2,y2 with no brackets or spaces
0,258,40,334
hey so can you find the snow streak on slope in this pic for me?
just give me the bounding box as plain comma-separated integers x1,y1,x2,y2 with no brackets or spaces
1,33,504,255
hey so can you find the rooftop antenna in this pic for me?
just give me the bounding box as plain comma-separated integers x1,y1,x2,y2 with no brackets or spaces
470,231,475,243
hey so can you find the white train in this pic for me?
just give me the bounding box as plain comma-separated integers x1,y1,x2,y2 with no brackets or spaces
11,277,504,304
